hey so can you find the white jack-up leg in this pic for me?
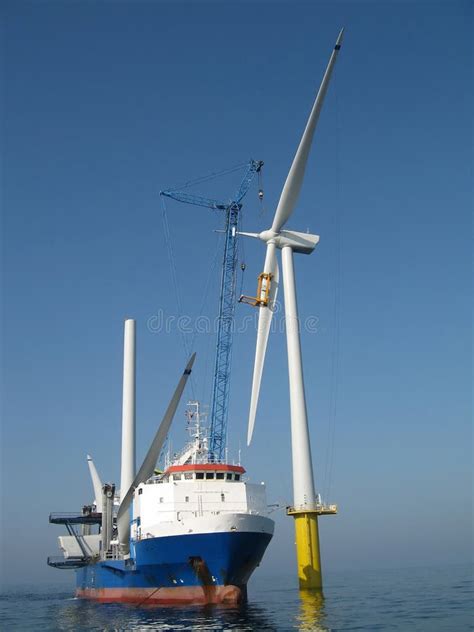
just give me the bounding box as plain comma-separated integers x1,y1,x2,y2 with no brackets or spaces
281,246,316,510
87,455,103,513
118,318,136,551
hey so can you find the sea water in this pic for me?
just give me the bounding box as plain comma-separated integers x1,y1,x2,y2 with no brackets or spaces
1,564,472,631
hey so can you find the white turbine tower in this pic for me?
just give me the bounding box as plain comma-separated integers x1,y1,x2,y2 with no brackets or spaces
242,29,344,589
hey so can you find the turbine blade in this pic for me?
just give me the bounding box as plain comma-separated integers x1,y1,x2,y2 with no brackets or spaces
247,244,279,445
86,455,103,513
236,231,260,239
271,28,344,233
117,353,196,521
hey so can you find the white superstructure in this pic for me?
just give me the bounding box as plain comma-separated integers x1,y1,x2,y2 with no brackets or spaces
130,402,274,542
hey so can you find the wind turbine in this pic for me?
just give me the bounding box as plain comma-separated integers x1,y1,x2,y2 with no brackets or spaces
241,29,344,589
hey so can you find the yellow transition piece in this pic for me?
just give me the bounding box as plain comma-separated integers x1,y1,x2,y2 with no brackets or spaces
293,512,323,589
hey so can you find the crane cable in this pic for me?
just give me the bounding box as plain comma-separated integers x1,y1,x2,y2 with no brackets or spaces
238,210,247,298
237,168,263,297
166,161,250,195
257,167,265,216
195,231,224,405
161,195,224,404
161,196,196,398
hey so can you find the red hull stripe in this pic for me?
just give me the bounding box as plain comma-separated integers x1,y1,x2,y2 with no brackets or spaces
165,463,245,474
76,585,244,605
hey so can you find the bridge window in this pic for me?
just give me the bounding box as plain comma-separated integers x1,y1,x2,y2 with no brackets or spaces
234,474,240,481
205,472,215,480
173,474,181,480
226,473,232,480
184,473,193,480
196,473,204,480
216,473,225,480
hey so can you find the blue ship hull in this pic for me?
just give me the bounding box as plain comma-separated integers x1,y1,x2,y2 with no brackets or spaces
76,530,272,604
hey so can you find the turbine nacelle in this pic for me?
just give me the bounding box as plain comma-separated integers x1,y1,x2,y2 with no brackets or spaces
240,229,320,255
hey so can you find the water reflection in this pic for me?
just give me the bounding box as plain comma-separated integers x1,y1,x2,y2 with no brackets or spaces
3,565,472,631
53,598,279,631
296,589,329,631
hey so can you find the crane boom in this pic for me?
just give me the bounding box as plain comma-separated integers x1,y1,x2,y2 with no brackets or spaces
160,159,263,460
160,190,228,211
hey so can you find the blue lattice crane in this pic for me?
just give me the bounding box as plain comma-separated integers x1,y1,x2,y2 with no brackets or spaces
160,159,264,461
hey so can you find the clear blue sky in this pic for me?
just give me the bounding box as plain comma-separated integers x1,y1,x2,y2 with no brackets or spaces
1,1,472,587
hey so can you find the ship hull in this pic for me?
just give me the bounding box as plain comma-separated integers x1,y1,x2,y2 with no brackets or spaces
76,585,246,605
75,529,272,605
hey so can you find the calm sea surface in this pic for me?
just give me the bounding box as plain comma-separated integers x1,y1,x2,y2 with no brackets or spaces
1,564,472,631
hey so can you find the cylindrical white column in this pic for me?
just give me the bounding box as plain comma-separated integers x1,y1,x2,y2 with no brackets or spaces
87,455,103,513
281,246,316,509
119,319,136,549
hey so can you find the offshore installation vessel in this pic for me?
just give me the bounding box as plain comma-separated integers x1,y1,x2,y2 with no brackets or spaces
48,333,273,605
48,30,343,603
